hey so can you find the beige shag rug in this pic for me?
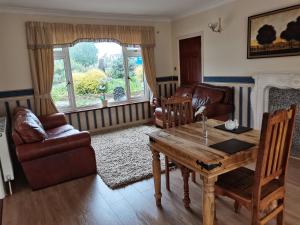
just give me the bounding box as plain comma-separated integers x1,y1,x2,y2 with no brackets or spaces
91,125,164,189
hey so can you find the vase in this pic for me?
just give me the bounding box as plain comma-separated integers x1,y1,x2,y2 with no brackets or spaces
101,100,108,107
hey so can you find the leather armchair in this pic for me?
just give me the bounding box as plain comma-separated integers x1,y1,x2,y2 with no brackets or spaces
12,107,96,190
153,83,234,127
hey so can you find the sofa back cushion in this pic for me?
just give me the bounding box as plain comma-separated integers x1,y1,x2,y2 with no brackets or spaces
192,85,225,105
174,86,194,98
14,108,47,144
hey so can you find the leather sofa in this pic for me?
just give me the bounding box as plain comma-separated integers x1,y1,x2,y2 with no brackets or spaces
153,83,234,127
12,107,96,190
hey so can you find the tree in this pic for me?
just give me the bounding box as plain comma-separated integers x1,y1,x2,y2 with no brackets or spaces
53,59,65,85
256,25,276,45
128,57,137,78
280,17,300,42
106,56,125,79
69,42,98,68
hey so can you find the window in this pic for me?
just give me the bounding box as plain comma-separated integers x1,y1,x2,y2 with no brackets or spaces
51,42,148,111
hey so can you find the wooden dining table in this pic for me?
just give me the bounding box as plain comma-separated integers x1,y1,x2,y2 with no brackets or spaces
148,119,261,225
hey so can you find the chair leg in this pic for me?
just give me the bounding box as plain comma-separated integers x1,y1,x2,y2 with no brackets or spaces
251,205,260,225
165,156,170,191
191,171,196,183
181,166,191,208
277,199,284,225
234,201,241,213
214,200,217,221
277,211,284,225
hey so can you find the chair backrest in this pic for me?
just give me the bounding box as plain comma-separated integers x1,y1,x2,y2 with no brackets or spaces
161,96,193,129
253,104,297,207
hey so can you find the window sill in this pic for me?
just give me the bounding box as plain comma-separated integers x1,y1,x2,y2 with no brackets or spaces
61,98,150,114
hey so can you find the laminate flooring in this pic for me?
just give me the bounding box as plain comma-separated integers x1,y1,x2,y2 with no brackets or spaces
3,159,300,225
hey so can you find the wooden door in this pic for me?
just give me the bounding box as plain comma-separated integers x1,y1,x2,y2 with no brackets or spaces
179,36,202,85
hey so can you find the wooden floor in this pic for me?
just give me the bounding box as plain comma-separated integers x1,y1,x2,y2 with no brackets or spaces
3,158,300,225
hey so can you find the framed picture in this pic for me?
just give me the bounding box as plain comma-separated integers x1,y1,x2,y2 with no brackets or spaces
248,4,300,59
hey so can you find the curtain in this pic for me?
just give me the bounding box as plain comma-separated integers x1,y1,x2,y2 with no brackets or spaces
25,21,156,115
28,48,58,115
141,47,157,98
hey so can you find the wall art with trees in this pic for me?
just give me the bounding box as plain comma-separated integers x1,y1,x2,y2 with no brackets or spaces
248,4,300,59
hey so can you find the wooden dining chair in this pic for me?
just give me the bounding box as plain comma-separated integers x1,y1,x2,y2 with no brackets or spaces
161,96,193,129
215,104,297,225
161,96,196,208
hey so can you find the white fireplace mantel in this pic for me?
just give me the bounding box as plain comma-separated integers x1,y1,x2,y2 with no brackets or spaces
251,73,300,129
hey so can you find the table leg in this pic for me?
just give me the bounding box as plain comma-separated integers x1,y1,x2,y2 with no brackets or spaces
202,176,218,225
180,166,191,208
152,149,162,207
165,156,170,191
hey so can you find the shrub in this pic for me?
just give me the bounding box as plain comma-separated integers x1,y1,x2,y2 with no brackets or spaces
113,86,126,101
73,69,108,95
51,83,68,101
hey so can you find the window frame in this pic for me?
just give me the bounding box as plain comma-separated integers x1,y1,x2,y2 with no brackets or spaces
52,43,149,112
122,47,149,102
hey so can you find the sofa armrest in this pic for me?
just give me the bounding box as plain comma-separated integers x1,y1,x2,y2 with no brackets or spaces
39,113,67,130
195,103,234,121
16,131,91,162
151,97,161,108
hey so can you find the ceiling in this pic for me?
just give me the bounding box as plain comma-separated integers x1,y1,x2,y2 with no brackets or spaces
0,0,236,20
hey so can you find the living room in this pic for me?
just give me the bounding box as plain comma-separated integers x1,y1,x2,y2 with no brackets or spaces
0,0,299,224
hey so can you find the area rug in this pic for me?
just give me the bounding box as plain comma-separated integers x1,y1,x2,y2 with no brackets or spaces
91,125,164,189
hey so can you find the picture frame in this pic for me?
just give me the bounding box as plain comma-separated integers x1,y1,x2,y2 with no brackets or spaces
247,4,300,59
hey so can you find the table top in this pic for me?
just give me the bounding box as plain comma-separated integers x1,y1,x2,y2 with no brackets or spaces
148,120,261,177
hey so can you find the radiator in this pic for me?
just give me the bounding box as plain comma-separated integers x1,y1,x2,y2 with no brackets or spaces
0,117,14,195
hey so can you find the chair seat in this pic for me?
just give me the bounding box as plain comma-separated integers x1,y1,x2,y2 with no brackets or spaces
216,167,282,203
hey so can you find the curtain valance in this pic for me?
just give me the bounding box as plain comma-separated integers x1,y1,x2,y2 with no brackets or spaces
26,22,155,49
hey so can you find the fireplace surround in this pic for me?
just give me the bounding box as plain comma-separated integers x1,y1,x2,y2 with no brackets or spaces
251,73,300,158
251,73,300,129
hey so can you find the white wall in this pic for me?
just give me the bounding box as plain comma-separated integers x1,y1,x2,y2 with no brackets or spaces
2,0,300,91
0,12,173,91
172,0,300,78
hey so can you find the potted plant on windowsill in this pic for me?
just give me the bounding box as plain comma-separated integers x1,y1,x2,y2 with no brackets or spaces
99,93,107,107
99,83,108,107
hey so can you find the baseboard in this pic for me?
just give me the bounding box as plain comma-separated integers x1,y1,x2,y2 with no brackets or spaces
89,118,153,135
290,156,300,160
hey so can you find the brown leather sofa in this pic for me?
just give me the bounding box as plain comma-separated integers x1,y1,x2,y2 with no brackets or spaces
153,83,234,127
12,107,97,190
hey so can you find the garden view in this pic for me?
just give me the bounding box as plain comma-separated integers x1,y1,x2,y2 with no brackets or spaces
51,42,145,109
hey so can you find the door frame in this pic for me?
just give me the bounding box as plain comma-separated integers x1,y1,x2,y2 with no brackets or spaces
176,31,204,86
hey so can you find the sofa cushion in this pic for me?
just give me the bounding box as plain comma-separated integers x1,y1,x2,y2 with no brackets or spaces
174,86,194,98
46,124,78,139
154,107,164,120
192,96,210,110
192,86,224,105
14,109,48,144
14,107,44,128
